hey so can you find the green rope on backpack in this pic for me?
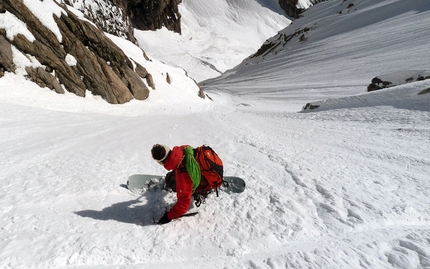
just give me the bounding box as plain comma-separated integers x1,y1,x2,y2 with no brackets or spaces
184,146,201,193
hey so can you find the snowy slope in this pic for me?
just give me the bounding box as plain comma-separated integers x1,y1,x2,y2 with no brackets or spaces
134,0,291,82
1,0,430,269
1,76,429,269
203,0,430,106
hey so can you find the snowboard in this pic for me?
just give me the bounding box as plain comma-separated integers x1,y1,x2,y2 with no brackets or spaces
127,174,246,194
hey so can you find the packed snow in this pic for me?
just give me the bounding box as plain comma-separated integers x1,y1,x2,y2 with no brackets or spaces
1,0,430,269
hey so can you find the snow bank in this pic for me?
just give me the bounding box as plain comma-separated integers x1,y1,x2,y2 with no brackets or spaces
368,70,430,91
302,80,430,112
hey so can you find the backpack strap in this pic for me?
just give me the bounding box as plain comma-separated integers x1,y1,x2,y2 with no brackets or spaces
193,193,208,207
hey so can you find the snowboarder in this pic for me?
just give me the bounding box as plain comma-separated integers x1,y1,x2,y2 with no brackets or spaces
151,143,224,224
151,144,198,224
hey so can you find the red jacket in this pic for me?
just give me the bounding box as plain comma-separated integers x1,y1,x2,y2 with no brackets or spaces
163,145,193,220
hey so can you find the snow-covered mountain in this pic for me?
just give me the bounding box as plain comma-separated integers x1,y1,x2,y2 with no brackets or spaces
135,0,293,82
1,0,430,269
0,0,309,102
203,0,430,106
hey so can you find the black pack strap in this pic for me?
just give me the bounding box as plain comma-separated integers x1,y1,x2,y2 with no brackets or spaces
193,193,209,207
194,194,202,207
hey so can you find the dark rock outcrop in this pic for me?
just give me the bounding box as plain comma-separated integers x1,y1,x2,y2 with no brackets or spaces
64,0,182,41
0,35,15,76
279,0,306,18
123,0,182,34
63,0,136,43
302,103,320,110
279,0,326,18
1,0,151,104
251,26,314,59
418,88,430,95
367,70,430,92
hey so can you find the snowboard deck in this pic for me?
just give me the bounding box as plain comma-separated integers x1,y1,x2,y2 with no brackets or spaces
127,174,246,194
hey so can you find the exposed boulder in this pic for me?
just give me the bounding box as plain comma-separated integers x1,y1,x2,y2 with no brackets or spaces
0,34,15,76
25,67,64,94
302,103,320,110
1,0,151,104
134,61,155,89
166,73,172,84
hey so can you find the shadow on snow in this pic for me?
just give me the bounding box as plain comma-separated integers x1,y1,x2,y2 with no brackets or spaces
74,186,170,226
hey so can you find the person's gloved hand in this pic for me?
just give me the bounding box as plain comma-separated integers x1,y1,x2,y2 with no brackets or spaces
158,212,171,224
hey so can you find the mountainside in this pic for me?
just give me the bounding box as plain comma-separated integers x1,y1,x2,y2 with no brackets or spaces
0,0,318,102
91,0,336,84
135,0,294,82
64,0,182,37
0,0,204,104
202,0,430,101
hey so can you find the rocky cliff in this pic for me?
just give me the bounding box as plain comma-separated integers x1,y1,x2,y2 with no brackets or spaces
63,0,182,42
0,0,154,104
0,0,202,104
124,0,182,34
63,0,136,42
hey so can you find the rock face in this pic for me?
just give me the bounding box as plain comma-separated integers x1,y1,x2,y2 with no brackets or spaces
120,0,182,34
279,0,305,18
63,0,136,43
0,35,15,76
0,0,151,104
279,0,326,18
63,0,182,41
251,26,314,59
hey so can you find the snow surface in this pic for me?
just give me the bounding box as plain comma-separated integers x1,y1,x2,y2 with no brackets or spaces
134,0,292,82
203,0,430,103
1,0,430,269
0,11,35,42
22,0,65,42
